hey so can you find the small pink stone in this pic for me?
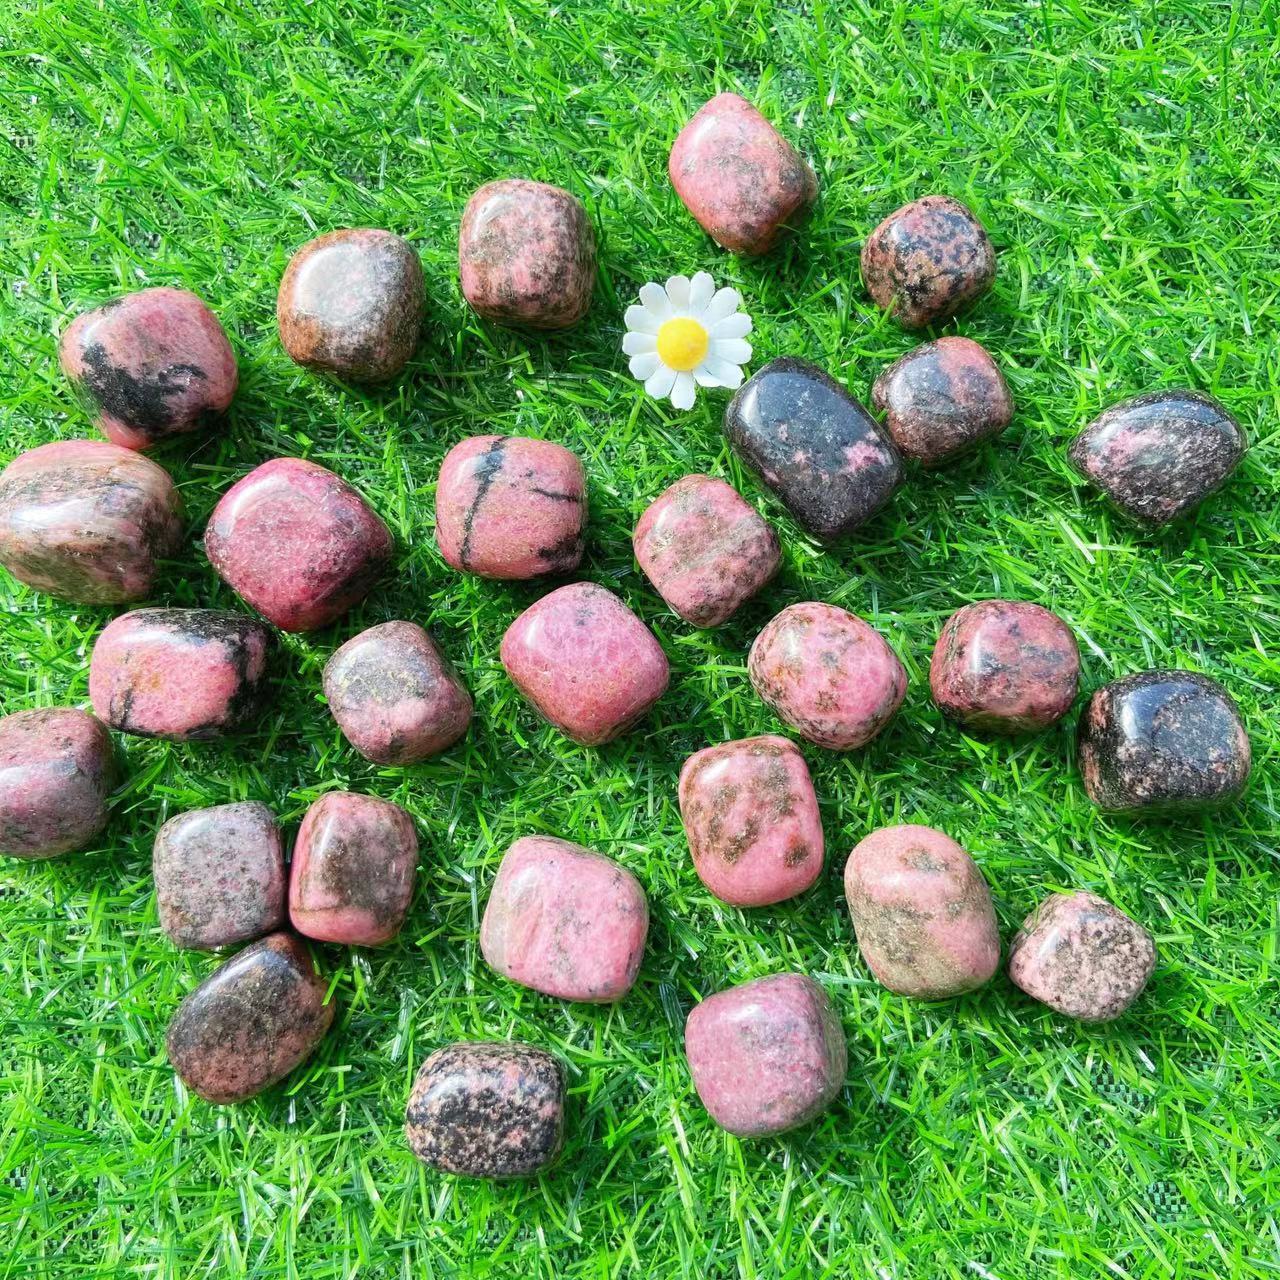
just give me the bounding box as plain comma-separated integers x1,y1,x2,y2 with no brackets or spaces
480,835,649,1002
500,583,669,746
684,973,846,1137
678,736,823,907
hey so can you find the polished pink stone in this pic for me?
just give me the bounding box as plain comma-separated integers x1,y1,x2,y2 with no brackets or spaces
684,973,846,1137
59,287,237,450
633,475,780,627
748,602,906,750
434,435,587,580
678,735,823,907
289,791,418,946
0,440,182,604
669,93,818,256
0,708,117,859
204,457,393,632
480,835,648,1002
500,582,669,746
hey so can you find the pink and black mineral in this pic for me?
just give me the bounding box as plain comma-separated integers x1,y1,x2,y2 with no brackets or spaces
0,440,182,604
1077,669,1250,814
725,358,901,541
1067,390,1245,527
59,287,238,450
405,1042,565,1179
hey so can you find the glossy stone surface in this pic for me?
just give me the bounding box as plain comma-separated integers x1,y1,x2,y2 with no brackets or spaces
668,92,818,256
684,973,845,1138
89,608,273,741
277,229,424,382
289,791,418,946
1067,391,1245,527
324,621,471,765
166,932,334,1104
59,287,237,450
844,824,1000,999
633,475,780,627
1078,670,1251,814
748,602,906,750
725,358,902,541
0,440,182,604
458,179,595,329
861,195,996,329
871,336,1013,466
0,708,117,859
1009,891,1155,1023
434,434,586,580
678,736,823,907
405,1042,564,1178
153,802,285,950
500,582,669,746
930,600,1080,734
205,457,393,632
480,836,648,1002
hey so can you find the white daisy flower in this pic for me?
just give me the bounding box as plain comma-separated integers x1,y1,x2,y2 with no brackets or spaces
622,272,753,411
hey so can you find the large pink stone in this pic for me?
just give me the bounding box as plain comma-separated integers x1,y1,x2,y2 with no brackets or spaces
480,835,648,1002
748,602,906,750
684,973,846,1137
669,93,818,256
204,457,393,632
434,434,587,580
500,583,669,745
678,735,823,907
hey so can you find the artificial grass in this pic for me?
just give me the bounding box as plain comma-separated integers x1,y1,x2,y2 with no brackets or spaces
1,0,1278,1276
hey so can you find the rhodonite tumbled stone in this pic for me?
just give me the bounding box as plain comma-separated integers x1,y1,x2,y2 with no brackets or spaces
668,92,818,256
1067,390,1245,527
844,824,1000,999
59,287,237,450
289,791,418,946
0,708,117,859
633,475,780,627
153,802,285,950
1077,670,1251,813
678,735,823,907
0,440,182,604
1009,891,1155,1023
165,932,334,1103
871,336,1013,466
277,229,424,382
458,179,595,329
749,602,906,750
684,973,845,1138
500,583,669,745
405,1042,565,1179
434,434,586,580
205,457,393,632
930,600,1080,733
726,358,902,541
480,835,649,1002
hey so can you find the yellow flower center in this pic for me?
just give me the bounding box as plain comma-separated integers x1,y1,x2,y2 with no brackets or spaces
656,317,709,372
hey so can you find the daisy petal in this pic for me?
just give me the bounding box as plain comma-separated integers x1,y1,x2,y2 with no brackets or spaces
710,312,753,339
645,364,678,400
670,371,697,410
713,337,753,365
688,271,715,314
665,275,692,312
622,331,657,355
695,354,745,389
625,304,661,335
704,287,741,324
629,351,661,380
639,282,672,320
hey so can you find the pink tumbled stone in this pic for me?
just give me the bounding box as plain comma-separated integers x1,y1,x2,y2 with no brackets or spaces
684,973,846,1137
435,434,587,580
205,457,393,633
500,583,669,746
678,735,823,907
289,791,418,946
669,93,818,256
480,835,648,1002
748,602,906,750
633,475,780,628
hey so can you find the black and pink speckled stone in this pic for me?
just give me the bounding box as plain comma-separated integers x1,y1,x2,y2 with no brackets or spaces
1067,391,1245,527
1077,670,1250,814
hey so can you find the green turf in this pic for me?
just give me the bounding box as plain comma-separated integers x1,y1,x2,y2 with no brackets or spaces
1,0,1278,1276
